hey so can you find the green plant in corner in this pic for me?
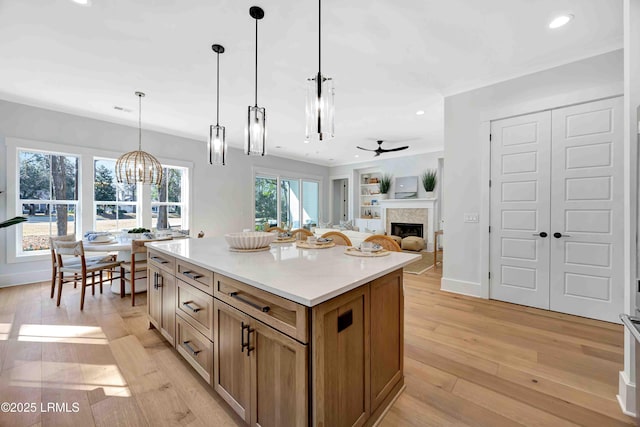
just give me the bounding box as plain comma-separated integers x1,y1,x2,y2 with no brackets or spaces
421,170,437,192
379,174,392,194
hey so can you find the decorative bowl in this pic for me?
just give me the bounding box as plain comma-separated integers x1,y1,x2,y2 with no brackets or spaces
224,232,276,250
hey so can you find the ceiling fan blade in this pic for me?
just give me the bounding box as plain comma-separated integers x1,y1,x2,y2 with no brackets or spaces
380,146,409,153
356,146,376,152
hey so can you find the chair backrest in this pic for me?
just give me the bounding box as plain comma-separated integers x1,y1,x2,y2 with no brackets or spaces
321,231,352,246
131,237,173,254
363,235,402,252
266,226,286,234
291,228,313,241
50,234,77,265
53,240,85,268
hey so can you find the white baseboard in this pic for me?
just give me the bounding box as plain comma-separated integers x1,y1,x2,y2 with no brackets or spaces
0,270,50,288
440,277,483,298
618,370,636,417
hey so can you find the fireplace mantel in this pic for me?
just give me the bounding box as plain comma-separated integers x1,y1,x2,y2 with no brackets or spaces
378,198,437,209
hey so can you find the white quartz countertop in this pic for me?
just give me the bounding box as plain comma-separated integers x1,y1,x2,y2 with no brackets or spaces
146,237,421,307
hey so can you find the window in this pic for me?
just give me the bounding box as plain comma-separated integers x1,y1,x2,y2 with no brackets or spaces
254,173,320,230
18,150,79,254
151,166,189,230
93,158,139,232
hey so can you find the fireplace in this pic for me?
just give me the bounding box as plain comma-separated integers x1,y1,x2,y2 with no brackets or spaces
391,222,423,239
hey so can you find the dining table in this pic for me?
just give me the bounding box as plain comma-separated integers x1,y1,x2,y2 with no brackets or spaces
83,233,188,295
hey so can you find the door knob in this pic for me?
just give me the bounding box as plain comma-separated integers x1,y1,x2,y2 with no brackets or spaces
532,232,548,238
553,232,571,238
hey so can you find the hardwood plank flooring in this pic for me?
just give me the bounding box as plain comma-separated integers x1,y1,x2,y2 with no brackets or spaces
0,268,632,426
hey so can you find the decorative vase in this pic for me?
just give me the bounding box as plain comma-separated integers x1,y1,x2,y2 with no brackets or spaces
380,193,388,200
425,191,434,199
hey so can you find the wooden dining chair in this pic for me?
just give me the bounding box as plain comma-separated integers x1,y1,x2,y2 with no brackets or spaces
53,240,122,310
363,235,402,252
120,237,172,306
291,228,313,241
321,231,352,246
266,226,287,234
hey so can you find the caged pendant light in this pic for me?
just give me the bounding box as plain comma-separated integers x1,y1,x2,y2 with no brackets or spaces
305,0,334,142
209,43,227,165
245,6,266,156
116,92,163,185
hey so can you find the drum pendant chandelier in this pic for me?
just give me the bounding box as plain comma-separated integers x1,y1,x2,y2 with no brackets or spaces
245,6,266,156
115,92,163,185
305,0,334,142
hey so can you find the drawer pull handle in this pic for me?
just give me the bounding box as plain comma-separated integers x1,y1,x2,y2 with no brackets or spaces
182,301,201,313
241,322,249,352
151,256,168,264
153,272,163,289
183,340,202,356
183,270,204,280
229,292,270,313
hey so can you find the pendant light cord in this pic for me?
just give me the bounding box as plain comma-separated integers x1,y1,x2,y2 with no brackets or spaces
138,93,142,151
254,18,258,107
216,51,220,126
318,0,321,75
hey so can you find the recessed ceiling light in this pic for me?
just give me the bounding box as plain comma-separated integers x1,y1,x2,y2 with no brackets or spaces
71,0,91,5
549,14,573,29
354,154,359,158
304,140,310,144
416,110,425,116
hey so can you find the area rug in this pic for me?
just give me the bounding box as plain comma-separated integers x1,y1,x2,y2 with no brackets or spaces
403,251,438,275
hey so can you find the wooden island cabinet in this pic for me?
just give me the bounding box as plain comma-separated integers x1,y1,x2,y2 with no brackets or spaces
146,238,419,427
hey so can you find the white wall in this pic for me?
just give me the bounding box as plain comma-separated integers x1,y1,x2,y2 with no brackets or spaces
443,49,624,297
329,151,444,222
0,100,329,286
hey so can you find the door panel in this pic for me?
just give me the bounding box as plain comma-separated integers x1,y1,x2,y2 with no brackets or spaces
490,111,552,309
549,97,623,322
213,300,251,423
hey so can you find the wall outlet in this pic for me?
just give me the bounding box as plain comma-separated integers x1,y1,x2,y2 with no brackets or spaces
464,213,479,223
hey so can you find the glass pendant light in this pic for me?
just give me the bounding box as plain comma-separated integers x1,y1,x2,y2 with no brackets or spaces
305,0,334,142
246,6,266,156
209,43,227,165
116,92,163,185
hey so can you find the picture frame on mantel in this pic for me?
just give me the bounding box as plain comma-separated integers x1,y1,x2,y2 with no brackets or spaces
394,176,418,199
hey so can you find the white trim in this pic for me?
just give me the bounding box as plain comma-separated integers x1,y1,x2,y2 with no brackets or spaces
440,277,482,298
480,121,491,299
0,269,50,287
618,370,636,417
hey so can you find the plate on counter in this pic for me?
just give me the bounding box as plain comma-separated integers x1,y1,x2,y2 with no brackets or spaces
273,237,296,243
296,241,336,249
344,247,390,257
229,246,271,253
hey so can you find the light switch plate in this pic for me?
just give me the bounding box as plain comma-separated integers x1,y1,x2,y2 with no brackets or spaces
464,213,479,223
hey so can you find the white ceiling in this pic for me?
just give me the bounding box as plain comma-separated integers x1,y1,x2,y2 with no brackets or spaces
0,0,622,166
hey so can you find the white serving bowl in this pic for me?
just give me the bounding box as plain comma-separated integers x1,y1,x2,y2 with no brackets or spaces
224,232,276,250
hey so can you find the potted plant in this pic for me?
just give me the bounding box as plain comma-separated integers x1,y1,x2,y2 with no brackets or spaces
421,170,437,198
379,174,392,199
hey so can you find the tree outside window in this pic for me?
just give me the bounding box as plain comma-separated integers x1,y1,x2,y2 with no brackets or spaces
18,150,78,253
152,166,187,230
93,158,138,232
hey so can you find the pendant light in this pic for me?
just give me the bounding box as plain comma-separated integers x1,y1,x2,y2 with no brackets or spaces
246,6,266,156
305,0,334,142
116,92,163,185
209,44,227,165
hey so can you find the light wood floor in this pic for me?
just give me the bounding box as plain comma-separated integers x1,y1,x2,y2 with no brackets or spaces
0,269,632,426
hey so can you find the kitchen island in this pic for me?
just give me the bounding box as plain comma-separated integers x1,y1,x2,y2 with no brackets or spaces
145,237,420,427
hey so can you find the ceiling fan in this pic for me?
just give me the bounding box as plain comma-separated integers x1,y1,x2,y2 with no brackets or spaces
356,140,409,157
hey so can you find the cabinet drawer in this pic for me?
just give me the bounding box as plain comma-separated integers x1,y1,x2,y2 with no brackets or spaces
214,273,309,344
176,279,214,341
176,259,214,295
147,249,175,274
176,316,213,385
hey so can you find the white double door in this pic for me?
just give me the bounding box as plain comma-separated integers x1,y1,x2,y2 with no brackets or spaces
489,97,623,323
